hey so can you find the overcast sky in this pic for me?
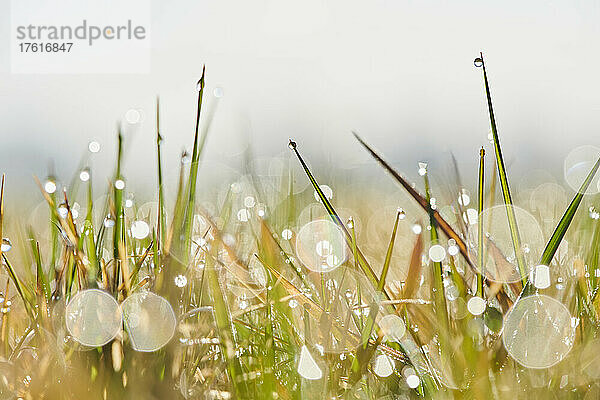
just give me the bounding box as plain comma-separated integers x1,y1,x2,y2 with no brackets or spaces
1,0,599,197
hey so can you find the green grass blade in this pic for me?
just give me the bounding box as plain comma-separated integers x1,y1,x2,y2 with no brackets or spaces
378,209,401,292
541,157,600,266
156,96,167,252
477,147,485,296
182,67,207,264
476,53,527,285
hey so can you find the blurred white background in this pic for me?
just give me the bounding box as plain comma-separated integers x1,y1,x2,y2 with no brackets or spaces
0,0,599,197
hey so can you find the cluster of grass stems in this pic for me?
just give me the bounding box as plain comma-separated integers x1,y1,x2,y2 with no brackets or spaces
1,55,600,399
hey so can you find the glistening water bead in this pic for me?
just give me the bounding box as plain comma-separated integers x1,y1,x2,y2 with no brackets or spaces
474,57,483,67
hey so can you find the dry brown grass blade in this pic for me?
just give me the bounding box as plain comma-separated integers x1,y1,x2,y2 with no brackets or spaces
402,233,423,299
353,133,475,270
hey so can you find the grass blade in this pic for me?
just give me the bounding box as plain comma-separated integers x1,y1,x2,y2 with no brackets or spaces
541,157,600,266
378,209,402,292
352,132,475,271
476,53,527,285
477,147,485,296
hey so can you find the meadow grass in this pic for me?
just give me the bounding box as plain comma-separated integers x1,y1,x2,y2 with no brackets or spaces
1,56,600,399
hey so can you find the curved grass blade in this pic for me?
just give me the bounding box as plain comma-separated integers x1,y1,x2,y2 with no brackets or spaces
476,53,527,285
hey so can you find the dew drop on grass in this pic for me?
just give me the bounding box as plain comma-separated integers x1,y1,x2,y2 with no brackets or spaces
65,289,122,347
373,354,394,377
115,180,125,190
530,264,551,289
502,294,575,369
474,57,483,67
121,291,176,352
406,374,420,388
418,162,428,176
281,229,293,240
288,139,297,150
297,345,322,380
1,238,12,252
44,180,57,194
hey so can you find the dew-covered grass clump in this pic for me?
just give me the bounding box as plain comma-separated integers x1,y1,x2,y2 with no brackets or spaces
2,55,600,399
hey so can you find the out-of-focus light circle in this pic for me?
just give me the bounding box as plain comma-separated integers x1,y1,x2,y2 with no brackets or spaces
564,145,600,194
296,219,346,273
502,294,575,369
379,314,406,341
65,289,122,347
428,245,446,262
131,220,150,239
468,205,543,284
121,291,176,352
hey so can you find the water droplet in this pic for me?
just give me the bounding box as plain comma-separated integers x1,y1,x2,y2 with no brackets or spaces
79,168,90,182
297,345,322,380
58,203,69,219
174,275,187,288
131,220,150,240
288,139,297,150
115,179,125,190
474,57,483,68
281,229,293,240
406,374,420,388
88,141,101,153
529,264,551,289
104,214,115,228
418,162,428,176
1,238,12,252
397,208,406,220
412,224,422,235
44,180,57,194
